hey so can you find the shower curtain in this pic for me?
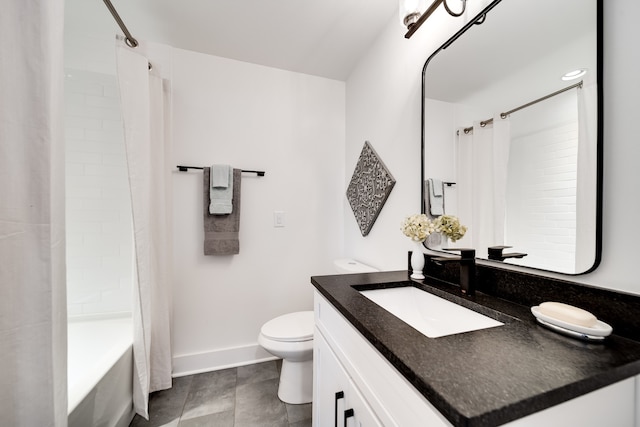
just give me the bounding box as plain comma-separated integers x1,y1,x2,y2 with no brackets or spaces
116,37,173,419
575,80,598,271
456,115,511,258
0,2,67,426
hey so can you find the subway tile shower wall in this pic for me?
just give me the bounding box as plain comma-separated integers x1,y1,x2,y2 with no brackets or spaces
65,69,133,317
507,120,579,271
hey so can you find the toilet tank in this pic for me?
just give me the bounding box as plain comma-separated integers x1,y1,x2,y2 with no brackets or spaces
333,258,379,274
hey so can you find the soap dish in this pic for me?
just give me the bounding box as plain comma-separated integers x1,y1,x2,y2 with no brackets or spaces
535,317,606,342
531,306,612,341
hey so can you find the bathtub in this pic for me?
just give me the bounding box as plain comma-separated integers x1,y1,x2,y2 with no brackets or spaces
68,315,135,427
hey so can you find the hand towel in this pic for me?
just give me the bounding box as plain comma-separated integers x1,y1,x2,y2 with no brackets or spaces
204,167,241,255
209,164,233,214
428,178,444,216
431,178,443,197
211,164,230,188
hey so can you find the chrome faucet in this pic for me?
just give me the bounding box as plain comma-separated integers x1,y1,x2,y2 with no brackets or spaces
431,248,476,296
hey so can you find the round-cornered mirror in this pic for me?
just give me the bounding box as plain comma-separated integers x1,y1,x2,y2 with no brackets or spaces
421,0,602,275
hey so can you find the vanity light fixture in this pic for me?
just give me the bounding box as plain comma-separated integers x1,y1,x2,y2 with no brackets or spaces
562,68,587,81
401,0,467,39
400,0,427,28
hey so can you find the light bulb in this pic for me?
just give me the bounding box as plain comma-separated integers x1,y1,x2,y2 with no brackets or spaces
400,0,427,28
562,68,587,81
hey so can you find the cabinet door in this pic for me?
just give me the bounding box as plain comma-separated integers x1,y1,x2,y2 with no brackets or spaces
503,376,636,427
314,329,383,427
314,327,349,427
344,378,384,427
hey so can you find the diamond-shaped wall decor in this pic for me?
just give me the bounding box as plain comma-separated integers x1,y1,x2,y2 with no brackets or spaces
346,141,396,236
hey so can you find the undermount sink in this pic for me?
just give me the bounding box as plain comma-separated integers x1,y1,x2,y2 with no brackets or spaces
359,286,503,338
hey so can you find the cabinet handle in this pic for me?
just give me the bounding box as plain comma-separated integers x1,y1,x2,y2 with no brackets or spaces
344,408,355,426
335,391,344,427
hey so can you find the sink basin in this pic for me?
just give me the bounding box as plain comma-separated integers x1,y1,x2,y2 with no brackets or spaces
359,286,503,338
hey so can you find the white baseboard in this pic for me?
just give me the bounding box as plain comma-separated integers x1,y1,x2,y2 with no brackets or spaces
114,404,135,427
172,343,278,377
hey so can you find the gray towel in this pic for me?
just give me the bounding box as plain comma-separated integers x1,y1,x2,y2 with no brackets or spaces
209,164,233,214
428,178,444,216
211,164,230,188
204,168,241,255
431,178,443,197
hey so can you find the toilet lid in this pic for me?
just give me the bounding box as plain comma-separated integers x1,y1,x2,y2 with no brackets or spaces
261,311,314,342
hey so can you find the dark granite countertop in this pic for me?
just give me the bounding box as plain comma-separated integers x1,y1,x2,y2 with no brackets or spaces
311,270,640,427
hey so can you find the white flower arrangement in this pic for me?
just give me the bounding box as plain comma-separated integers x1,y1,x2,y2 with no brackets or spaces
401,214,435,242
434,214,467,242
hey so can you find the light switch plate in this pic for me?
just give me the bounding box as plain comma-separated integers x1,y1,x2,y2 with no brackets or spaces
274,211,286,227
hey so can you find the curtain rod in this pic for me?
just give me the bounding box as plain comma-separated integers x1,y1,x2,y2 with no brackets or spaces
176,166,266,177
459,80,584,135
103,0,138,48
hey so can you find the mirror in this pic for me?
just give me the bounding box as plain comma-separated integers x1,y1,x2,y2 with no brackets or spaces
421,0,601,274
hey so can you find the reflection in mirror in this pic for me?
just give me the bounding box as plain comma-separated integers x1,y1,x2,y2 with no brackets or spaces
421,0,601,274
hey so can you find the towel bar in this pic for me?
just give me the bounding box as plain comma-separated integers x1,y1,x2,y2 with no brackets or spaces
176,165,265,176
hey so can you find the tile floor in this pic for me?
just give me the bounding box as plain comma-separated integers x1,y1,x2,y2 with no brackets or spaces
130,360,312,427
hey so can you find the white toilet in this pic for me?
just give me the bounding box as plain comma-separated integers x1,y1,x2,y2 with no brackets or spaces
258,311,315,404
258,259,378,405
333,258,379,274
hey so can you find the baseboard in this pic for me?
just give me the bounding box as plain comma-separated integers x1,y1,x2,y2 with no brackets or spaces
172,343,278,377
114,404,135,427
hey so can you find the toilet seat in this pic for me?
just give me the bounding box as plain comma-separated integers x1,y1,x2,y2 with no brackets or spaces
260,311,314,342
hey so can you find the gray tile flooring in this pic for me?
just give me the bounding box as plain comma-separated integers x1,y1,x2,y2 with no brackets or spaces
130,360,312,427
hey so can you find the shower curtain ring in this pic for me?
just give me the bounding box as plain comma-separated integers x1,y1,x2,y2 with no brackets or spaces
125,37,139,48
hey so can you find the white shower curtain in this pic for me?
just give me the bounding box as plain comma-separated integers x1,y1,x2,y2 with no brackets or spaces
0,2,67,426
575,80,598,271
116,37,173,419
456,115,511,258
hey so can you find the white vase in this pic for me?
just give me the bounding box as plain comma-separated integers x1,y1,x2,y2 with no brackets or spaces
428,232,456,251
410,241,425,280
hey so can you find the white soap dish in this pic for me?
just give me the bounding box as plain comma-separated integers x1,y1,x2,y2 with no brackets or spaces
531,306,612,340
534,317,606,341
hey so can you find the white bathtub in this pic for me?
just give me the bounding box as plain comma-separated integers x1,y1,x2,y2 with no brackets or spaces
68,316,135,427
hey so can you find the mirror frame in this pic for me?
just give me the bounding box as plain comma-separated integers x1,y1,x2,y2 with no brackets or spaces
420,0,603,275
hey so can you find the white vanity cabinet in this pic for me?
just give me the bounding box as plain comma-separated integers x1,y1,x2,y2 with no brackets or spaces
314,330,383,427
313,291,452,427
313,290,639,427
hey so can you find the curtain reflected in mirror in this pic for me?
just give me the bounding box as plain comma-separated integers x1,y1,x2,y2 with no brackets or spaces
456,114,510,261
422,0,601,274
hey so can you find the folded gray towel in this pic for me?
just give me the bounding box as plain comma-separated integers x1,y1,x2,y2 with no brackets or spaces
428,178,444,216
204,167,241,255
211,164,230,188
430,178,443,197
209,164,233,214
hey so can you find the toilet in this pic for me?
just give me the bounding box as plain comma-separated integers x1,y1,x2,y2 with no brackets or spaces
333,258,379,274
258,259,378,404
258,311,315,404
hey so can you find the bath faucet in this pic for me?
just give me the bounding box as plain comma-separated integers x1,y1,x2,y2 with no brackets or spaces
431,249,476,296
487,246,528,262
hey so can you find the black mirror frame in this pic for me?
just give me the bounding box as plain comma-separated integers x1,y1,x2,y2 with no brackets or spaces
420,0,603,275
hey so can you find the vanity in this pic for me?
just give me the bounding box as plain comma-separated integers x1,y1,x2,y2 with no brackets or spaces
312,0,640,424
311,270,640,426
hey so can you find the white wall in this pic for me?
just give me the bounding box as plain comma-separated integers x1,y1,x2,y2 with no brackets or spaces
344,2,494,271
64,69,133,316
64,30,345,372
344,0,640,295
170,49,345,374
586,0,640,293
